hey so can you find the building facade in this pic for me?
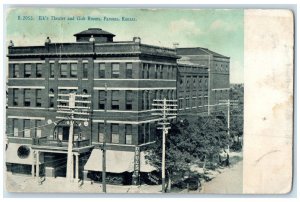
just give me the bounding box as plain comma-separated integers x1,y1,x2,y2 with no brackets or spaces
177,47,230,114
6,28,229,184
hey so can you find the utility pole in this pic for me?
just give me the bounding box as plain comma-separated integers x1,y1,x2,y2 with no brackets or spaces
219,99,238,154
66,93,75,181
102,83,107,193
57,92,91,182
152,97,177,193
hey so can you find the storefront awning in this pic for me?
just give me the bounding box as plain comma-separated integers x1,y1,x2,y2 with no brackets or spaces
6,143,35,165
140,151,157,172
84,149,135,173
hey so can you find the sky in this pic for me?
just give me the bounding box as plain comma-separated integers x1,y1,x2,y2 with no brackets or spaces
5,8,244,83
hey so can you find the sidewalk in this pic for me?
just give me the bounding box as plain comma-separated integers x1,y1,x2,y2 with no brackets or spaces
5,173,162,193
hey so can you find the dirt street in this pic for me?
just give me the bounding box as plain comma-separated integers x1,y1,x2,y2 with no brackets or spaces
200,161,243,194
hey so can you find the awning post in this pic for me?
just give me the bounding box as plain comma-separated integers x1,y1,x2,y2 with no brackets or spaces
31,151,35,177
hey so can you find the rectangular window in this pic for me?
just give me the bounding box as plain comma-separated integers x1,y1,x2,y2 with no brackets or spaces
36,89,42,107
125,124,132,144
154,65,158,79
186,98,190,108
111,90,119,110
139,124,145,144
24,89,31,107
199,97,202,106
50,63,55,78
13,119,18,137
36,120,42,138
141,91,145,110
13,89,18,106
24,64,31,78
172,66,176,79
13,64,19,78
98,123,104,142
70,63,78,78
112,63,120,78
159,65,163,79
192,98,196,107
98,90,106,109
58,89,68,95
166,65,170,79
179,99,183,109
50,96,54,108
60,63,68,78
111,124,119,143
24,119,31,137
126,91,133,110
141,64,145,79
36,64,43,78
98,63,106,78
83,63,88,78
126,63,133,78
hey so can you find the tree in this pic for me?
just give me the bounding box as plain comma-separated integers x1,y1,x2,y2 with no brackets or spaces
145,114,230,188
229,84,244,150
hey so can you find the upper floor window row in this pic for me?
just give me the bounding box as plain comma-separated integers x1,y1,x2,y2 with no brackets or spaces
10,62,86,79
142,63,177,79
11,63,43,78
94,63,132,79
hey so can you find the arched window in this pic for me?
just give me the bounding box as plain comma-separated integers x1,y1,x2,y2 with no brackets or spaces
82,89,88,94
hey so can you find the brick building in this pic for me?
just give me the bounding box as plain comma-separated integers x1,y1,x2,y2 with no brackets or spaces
177,47,230,114
5,28,229,184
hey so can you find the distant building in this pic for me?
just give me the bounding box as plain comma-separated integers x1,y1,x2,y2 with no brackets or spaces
177,47,230,114
6,28,230,184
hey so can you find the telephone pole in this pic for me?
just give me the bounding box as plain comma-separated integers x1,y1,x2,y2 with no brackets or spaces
219,99,239,153
57,92,91,181
152,97,177,193
102,83,107,193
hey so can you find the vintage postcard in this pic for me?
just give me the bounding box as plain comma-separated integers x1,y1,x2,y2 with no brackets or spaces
3,7,294,194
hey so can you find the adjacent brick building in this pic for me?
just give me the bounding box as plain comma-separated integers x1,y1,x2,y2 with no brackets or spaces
5,28,230,184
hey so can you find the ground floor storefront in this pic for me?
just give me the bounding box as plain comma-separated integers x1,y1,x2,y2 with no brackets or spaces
6,143,157,186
